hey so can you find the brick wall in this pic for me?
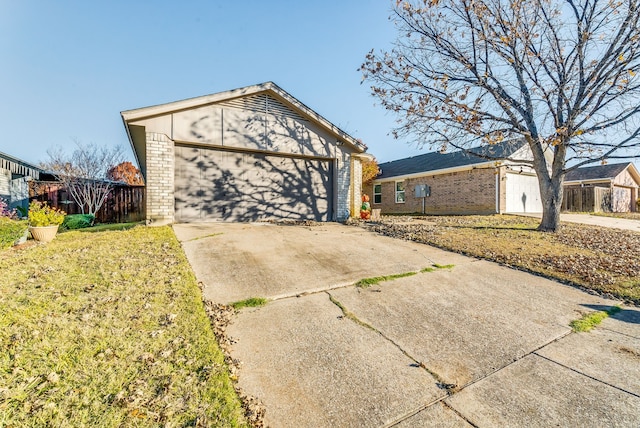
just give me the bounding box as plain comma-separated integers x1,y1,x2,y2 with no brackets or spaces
335,149,351,221
365,167,498,215
145,132,175,225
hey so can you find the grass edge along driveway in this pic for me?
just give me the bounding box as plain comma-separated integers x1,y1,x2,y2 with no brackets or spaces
365,214,640,305
0,226,248,427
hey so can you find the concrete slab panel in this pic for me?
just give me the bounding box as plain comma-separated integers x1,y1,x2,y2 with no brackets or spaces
536,327,640,396
173,222,470,304
603,306,640,338
394,402,473,427
329,260,617,387
445,354,640,427
226,293,445,428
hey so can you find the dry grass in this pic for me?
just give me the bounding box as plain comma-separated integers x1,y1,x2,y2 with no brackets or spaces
366,215,640,304
0,226,247,427
590,212,640,221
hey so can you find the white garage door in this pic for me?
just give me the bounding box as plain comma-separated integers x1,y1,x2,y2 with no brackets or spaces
174,145,334,222
505,173,542,213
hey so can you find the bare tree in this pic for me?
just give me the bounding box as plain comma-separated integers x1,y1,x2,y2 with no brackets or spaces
42,141,124,216
361,0,640,231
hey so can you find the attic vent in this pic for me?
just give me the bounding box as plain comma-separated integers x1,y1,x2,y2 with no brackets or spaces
219,94,308,122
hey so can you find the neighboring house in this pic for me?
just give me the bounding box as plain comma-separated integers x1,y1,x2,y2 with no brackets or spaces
121,82,369,224
365,140,548,215
0,151,43,210
563,163,639,212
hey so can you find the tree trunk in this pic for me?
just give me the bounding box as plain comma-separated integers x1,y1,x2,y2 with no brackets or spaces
538,174,564,232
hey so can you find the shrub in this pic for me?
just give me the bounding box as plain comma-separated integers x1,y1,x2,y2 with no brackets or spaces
0,217,28,249
0,197,16,219
28,201,66,227
63,214,95,230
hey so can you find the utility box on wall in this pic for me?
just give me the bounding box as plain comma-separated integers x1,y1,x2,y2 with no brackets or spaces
415,184,430,198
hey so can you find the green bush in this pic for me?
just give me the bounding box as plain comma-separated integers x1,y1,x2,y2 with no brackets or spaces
0,217,28,249
63,214,95,230
28,201,66,227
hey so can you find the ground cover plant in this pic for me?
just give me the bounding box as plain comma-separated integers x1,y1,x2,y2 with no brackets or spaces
570,306,621,332
0,217,28,250
364,215,640,304
0,226,247,427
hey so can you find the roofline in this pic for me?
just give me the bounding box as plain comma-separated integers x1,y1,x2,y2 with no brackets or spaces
563,178,613,185
373,160,497,182
565,162,640,186
120,115,138,171
0,151,44,173
121,81,366,153
627,162,640,183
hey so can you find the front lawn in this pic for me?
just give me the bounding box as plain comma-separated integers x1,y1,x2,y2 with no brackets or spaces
0,226,247,427
365,215,640,304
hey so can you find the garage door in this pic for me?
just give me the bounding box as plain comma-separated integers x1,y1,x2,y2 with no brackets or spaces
505,173,542,213
174,146,333,222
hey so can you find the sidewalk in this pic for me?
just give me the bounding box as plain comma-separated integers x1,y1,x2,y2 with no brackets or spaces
513,212,640,232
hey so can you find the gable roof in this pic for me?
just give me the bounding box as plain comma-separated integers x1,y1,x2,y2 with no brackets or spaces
121,81,366,153
377,140,527,180
564,163,637,183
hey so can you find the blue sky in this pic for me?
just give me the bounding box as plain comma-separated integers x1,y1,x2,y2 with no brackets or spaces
0,0,425,166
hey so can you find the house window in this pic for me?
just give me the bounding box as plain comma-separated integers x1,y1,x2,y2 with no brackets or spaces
373,184,382,204
395,181,405,203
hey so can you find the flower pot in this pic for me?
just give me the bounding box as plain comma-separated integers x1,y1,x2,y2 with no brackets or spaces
29,225,59,243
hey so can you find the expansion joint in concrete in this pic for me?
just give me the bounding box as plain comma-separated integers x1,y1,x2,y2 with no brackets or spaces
534,351,640,399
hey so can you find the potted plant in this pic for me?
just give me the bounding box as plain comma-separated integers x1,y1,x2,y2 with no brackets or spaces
28,201,66,242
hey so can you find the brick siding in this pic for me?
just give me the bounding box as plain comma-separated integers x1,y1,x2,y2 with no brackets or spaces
365,167,499,215
145,132,175,224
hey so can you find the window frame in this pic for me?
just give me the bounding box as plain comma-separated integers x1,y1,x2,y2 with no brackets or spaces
395,181,405,203
373,183,382,204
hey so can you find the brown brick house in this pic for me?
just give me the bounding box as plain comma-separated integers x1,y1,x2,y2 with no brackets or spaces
364,141,548,215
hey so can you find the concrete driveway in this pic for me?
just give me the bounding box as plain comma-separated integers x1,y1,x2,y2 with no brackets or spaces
173,222,640,427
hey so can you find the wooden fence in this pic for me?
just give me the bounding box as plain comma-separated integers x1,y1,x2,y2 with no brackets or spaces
562,186,611,212
30,181,145,223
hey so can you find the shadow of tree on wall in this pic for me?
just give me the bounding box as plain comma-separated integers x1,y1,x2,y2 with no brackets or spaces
174,109,336,222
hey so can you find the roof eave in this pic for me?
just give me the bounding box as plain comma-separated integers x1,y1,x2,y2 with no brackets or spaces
375,160,497,182
120,81,367,154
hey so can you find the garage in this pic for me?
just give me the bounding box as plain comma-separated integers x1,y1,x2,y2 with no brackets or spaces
505,173,543,213
122,82,368,224
174,145,332,222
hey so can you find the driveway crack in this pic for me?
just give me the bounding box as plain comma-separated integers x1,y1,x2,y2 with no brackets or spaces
325,291,451,389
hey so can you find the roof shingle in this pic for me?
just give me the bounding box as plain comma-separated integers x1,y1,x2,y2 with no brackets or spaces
565,163,630,182
377,140,526,179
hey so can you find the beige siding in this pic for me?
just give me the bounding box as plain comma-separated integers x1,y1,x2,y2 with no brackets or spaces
366,168,498,215
613,169,638,188
131,95,335,159
612,186,632,212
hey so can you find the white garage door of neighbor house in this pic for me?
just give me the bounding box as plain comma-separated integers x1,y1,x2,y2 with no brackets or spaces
505,173,543,213
174,145,334,222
